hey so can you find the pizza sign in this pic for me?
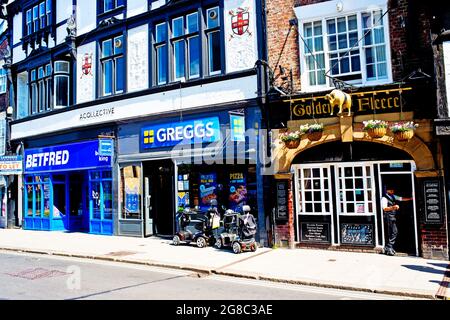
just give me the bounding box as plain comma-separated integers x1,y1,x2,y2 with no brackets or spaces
229,7,251,37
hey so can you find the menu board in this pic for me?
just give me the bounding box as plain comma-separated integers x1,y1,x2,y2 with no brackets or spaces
340,223,374,245
276,181,288,220
300,223,330,243
423,180,443,224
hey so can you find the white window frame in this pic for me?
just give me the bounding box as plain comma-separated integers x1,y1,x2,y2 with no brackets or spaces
0,70,7,94
295,0,392,92
54,61,69,109
155,22,168,86
0,117,5,156
206,7,222,76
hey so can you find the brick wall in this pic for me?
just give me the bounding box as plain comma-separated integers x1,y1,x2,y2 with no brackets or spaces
420,225,449,260
273,178,294,247
266,0,435,90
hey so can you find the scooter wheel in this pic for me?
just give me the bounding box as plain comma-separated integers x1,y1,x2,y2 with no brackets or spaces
215,238,223,249
196,237,207,248
250,243,257,252
232,242,242,254
172,235,181,246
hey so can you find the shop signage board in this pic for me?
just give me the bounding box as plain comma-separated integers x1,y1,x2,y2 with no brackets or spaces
24,140,113,174
228,172,247,210
423,179,443,224
340,223,374,245
300,222,330,243
199,173,217,210
141,117,221,149
284,86,413,120
0,156,23,175
230,114,246,142
98,139,114,156
275,181,288,220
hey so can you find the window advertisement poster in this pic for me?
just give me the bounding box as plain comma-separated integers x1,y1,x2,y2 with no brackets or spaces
177,174,190,208
228,172,247,211
199,173,217,210
123,167,140,215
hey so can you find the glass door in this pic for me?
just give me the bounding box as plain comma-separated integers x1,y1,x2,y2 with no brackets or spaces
335,164,377,247
88,170,113,235
294,165,334,245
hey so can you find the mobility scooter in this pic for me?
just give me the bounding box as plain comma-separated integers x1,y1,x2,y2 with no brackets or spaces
172,201,220,248
215,205,258,254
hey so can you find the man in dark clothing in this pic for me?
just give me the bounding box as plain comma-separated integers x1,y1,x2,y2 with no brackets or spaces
382,187,413,256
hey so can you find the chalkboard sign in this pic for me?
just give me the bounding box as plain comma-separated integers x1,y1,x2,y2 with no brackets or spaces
300,222,330,243
340,223,374,246
276,181,288,221
423,180,443,224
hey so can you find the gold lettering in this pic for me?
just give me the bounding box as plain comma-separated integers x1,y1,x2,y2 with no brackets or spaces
316,103,322,115
306,105,312,116
394,97,400,108
387,97,393,108
358,98,370,112
381,98,387,109
375,98,381,110
293,104,305,117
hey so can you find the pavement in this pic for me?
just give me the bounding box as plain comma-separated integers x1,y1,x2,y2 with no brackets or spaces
0,229,449,300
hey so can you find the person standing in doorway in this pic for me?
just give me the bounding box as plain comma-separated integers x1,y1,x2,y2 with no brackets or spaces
382,186,413,256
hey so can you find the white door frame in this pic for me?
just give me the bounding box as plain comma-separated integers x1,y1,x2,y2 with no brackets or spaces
292,160,418,256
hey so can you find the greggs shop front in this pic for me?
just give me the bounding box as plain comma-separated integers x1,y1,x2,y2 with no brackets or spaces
23,139,114,235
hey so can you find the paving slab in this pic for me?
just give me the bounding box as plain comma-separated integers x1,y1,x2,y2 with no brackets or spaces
0,229,448,299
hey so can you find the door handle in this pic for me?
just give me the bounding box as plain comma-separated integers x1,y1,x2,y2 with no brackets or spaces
146,195,152,209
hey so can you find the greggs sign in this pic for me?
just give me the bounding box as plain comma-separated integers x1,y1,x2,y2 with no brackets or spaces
287,87,412,119
141,117,221,149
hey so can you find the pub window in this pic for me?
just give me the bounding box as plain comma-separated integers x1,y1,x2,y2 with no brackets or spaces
155,22,168,85
100,35,125,96
206,7,222,75
300,8,390,90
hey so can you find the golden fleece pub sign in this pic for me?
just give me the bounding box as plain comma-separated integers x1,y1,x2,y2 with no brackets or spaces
286,85,413,120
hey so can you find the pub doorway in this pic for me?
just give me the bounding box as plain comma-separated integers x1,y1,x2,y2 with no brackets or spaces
379,170,417,256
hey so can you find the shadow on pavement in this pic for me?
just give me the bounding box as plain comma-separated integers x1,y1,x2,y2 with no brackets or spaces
402,264,447,275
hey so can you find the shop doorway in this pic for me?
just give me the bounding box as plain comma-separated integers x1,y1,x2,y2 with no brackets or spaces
68,172,89,232
379,171,417,256
143,160,175,237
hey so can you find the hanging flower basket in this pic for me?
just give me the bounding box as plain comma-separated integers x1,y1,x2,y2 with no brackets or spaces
394,130,415,141
284,139,301,149
279,131,302,149
390,121,419,142
363,120,388,139
307,131,323,141
301,123,324,142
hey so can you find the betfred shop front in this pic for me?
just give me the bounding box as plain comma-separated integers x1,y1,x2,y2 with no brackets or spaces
23,139,114,235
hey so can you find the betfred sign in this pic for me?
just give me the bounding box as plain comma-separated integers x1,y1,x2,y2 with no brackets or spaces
0,156,23,175
24,140,112,174
141,117,221,149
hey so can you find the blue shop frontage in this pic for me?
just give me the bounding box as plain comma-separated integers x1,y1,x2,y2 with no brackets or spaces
23,139,114,235
116,106,266,239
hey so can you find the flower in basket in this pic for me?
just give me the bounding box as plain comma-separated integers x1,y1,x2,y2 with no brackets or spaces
362,120,389,130
300,123,324,134
279,131,302,142
389,121,419,133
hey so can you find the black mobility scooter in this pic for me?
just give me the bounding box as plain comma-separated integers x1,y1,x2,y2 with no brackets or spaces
172,202,220,248
215,205,258,254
